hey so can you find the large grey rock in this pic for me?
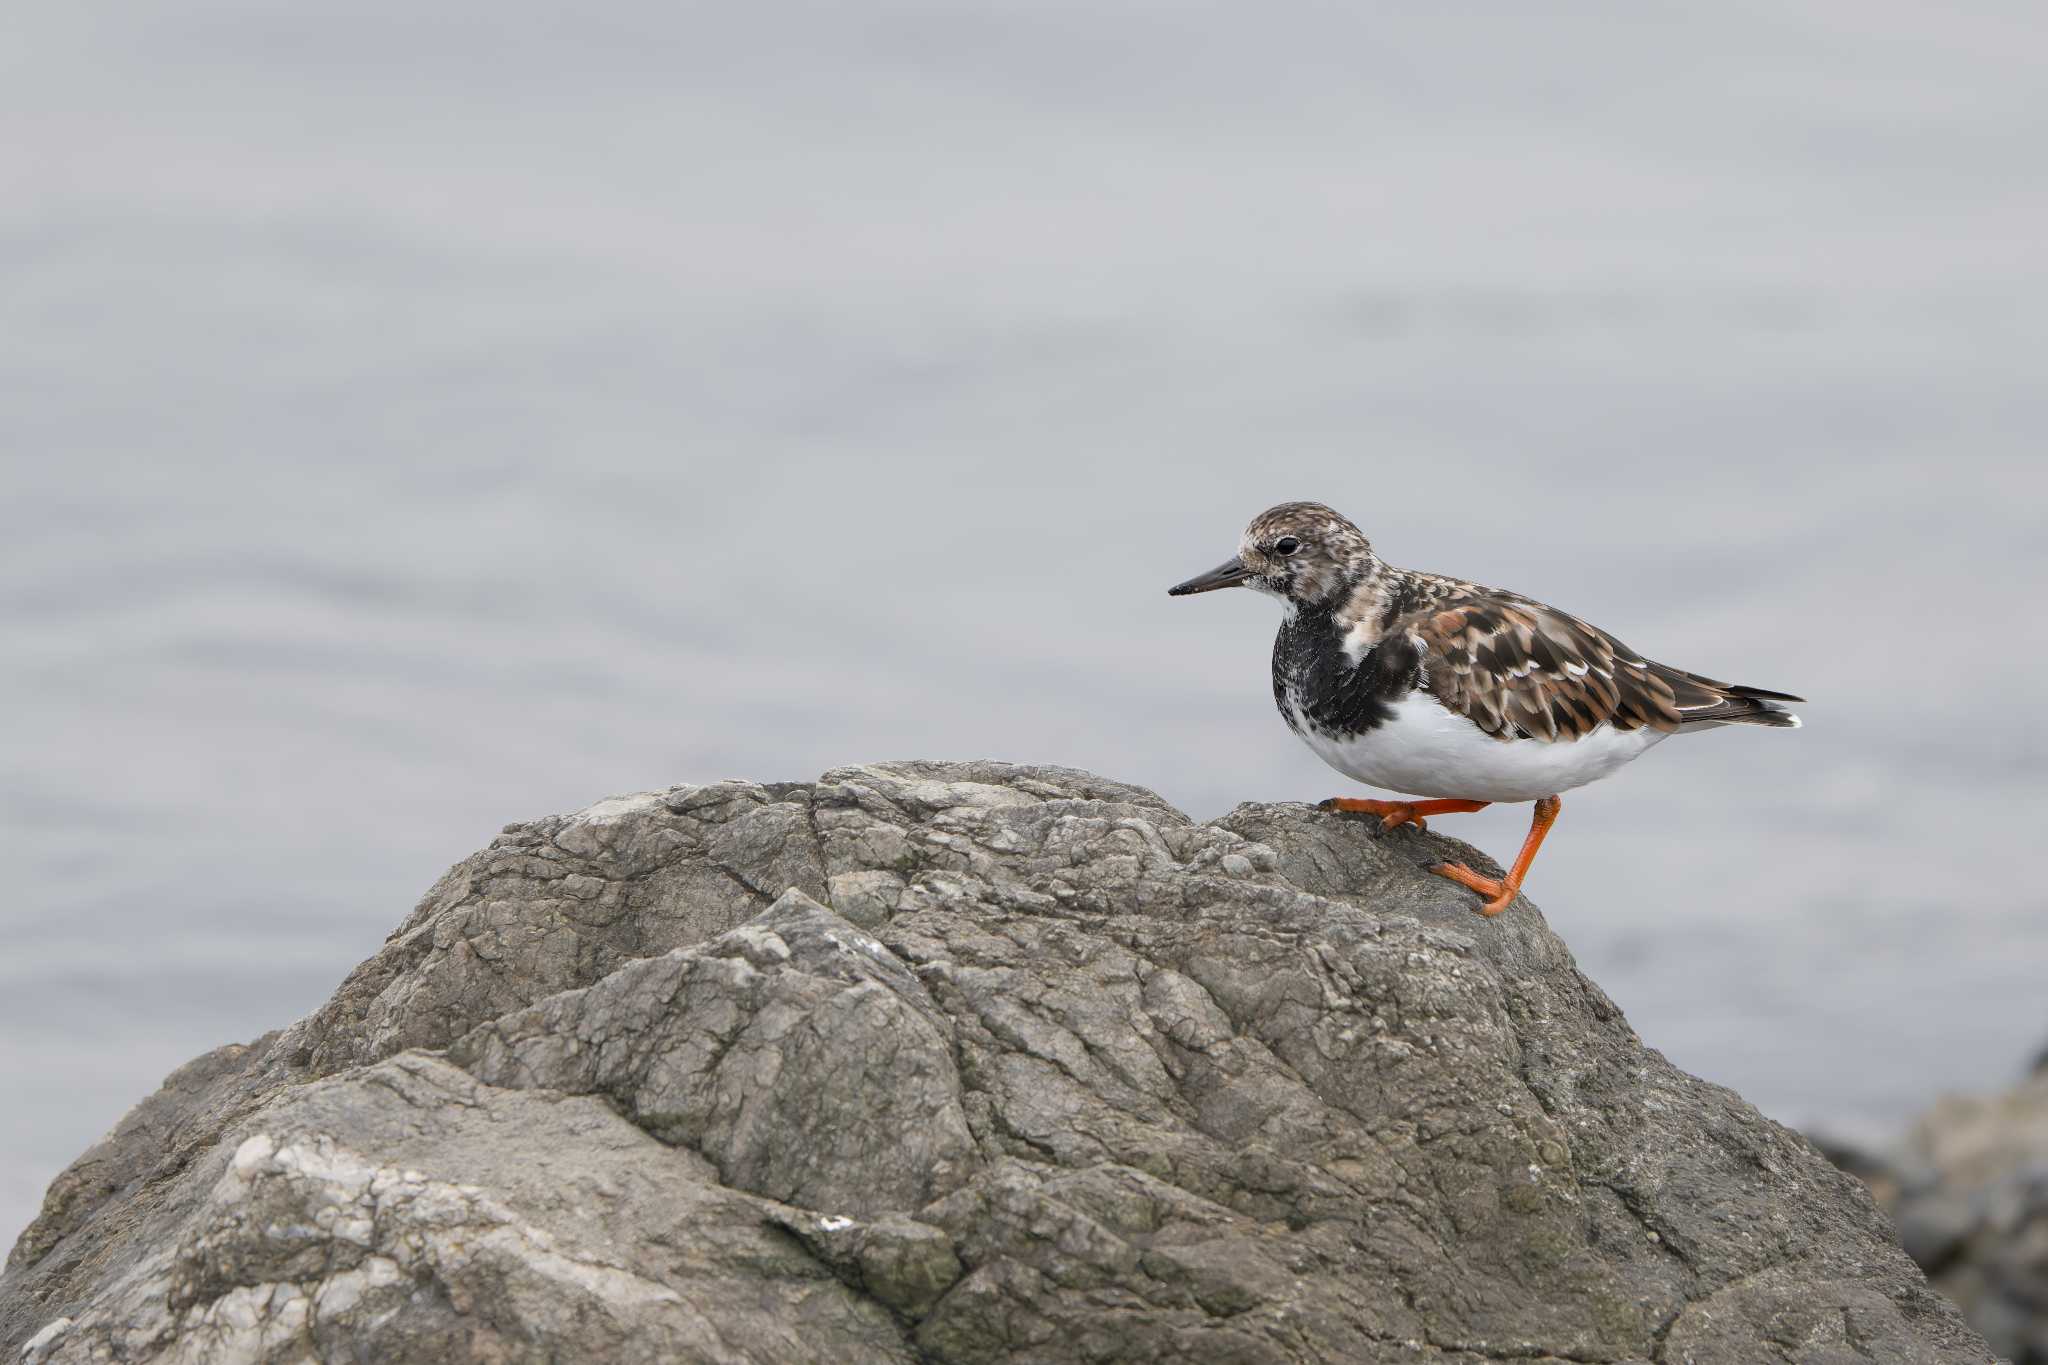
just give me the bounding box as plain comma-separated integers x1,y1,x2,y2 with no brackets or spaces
0,761,1995,1363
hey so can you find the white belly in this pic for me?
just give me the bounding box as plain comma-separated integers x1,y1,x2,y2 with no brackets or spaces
1293,690,1668,802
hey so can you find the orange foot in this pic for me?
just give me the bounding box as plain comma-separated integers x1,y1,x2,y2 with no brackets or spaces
1430,794,1562,918
1430,862,1520,916
1317,797,1489,832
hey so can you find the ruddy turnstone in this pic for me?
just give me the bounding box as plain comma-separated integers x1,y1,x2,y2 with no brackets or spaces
1168,501,1802,916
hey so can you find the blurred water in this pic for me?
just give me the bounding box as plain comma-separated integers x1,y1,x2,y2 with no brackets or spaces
5,1,2047,1246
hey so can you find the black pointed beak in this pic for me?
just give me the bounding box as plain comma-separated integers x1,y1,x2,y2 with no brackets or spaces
1167,557,1251,596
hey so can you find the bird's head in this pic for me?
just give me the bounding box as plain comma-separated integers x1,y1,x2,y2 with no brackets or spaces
1167,502,1376,610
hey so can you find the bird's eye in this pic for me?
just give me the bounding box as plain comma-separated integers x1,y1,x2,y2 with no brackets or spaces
1273,536,1301,556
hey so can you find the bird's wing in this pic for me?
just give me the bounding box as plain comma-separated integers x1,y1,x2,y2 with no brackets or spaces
1398,588,1785,741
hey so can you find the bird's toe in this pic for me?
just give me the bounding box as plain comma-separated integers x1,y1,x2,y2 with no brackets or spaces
1430,861,1515,915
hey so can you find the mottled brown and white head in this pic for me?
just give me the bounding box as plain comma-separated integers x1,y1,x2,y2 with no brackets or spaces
1168,501,1379,610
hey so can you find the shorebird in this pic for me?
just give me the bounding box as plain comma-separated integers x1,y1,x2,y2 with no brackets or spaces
1168,501,1802,916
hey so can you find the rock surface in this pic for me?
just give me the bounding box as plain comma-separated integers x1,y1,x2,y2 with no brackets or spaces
0,761,1995,1363
1833,1060,2048,1363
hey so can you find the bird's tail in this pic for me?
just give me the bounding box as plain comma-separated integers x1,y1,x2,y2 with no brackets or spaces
1658,666,1804,730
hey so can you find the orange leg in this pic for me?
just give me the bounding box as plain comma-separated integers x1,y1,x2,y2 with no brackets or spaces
1318,797,1491,832
1431,795,1562,917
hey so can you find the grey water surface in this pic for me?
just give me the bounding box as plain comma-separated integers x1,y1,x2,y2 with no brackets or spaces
4,1,2046,1244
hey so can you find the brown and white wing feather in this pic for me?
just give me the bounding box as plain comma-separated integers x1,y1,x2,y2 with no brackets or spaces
1399,588,1801,742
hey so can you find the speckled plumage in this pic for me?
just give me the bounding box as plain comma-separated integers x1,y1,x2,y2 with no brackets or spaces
1171,500,1803,804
